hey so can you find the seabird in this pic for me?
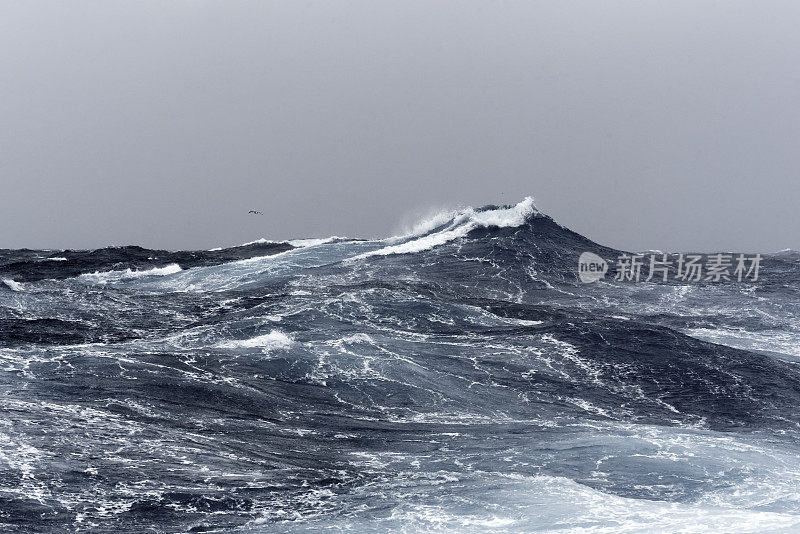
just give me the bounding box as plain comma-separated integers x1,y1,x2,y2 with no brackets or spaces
248,210,263,215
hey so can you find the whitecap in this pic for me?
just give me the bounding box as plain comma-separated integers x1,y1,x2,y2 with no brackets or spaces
2,279,24,292
239,236,344,248
352,197,538,260
287,236,343,247
216,330,293,350
239,238,281,247
78,264,182,284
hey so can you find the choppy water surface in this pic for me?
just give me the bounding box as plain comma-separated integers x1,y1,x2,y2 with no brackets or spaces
1,198,799,533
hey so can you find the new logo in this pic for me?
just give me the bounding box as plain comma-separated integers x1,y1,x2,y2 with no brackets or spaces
578,252,608,283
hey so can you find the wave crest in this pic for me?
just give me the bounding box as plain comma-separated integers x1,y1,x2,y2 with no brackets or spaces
2,278,24,292
78,263,183,284
354,196,538,259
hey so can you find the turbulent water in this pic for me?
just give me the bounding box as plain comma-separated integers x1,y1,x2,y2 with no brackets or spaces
1,198,799,533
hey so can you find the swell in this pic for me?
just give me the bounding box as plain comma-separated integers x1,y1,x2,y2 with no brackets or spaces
0,242,295,283
1,197,800,533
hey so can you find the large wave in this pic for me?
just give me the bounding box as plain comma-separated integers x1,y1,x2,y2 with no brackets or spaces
355,196,539,259
1,197,799,533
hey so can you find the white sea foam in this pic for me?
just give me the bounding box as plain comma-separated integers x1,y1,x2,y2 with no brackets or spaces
288,237,343,247
399,208,464,240
239,238,278,246
352,197,538,260
267,470,800,533
2,279,24,292
216,330,293,350
686,327,800,359
240,236,343,248
339,333,375,344
78,263,182,284
507,318,544,326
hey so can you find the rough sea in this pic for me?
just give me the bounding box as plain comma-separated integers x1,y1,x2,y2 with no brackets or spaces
1,198,799,533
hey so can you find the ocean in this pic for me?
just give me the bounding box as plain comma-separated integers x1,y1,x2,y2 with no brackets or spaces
1,198,799,533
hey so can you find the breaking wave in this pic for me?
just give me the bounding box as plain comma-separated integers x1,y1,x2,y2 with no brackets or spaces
2,278,24,292
78,263,183,284
354,196,539,259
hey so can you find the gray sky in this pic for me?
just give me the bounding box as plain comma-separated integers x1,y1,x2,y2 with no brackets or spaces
2,1,798,252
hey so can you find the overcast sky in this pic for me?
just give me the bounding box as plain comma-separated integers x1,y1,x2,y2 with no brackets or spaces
1,1,798,252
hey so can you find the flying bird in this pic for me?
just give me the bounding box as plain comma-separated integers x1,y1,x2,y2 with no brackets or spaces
248,210,263,215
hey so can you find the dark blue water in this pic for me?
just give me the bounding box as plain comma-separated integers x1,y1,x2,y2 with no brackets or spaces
2,198,799,532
